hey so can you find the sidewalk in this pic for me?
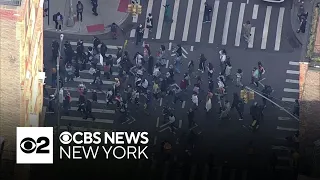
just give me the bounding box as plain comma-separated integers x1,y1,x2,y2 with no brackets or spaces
44,0,130,35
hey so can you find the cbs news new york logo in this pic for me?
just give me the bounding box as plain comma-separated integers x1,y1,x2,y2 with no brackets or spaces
16,127,53,164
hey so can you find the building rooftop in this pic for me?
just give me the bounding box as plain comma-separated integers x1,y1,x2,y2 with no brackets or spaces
0,0,22,6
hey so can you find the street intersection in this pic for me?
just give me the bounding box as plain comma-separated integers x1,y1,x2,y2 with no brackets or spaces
42,0,302,177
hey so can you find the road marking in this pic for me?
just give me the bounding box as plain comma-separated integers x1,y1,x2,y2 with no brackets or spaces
195,0,206,42
69,42,121,49
153,136,157,145
128,116,136,124
181,101,186,108
182,0,194,41
190,46,194,51
189,123,198,130
208,0,220,43
252,5,259,19
61,116,114,124
277,126,298,132
282,97,296,102
274,7,285,51
156,117,160,127
73,77,115,85
284,88,299,93
159,126,171,132
248,27,255,48
165,60,169,68
259,77,266,82
278,117,291,121
286,79,299,84
182,54,187,58
261,6,272,49
272,145,291,151
258,81,265,88
179,120,182,128
286,70,300,75
246,0,249,4
169,0,180,40
168,42,172,50
235,3,246,46
181,47,188,54
289,61,300,66
222,2,233,45
160,121,172,128
156,0,166,39
171,54,176,57
130,29,135,37
69,107,115,114
143,0,154,39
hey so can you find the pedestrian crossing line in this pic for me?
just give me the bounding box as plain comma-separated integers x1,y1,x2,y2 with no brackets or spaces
286,70,300,75
80,69,119,76
208,0,220,43
73,77,115,85
222,2,233,45
182,0,194,41
168,42,172,50
286,79,299,84
160,98,163,106
195,0,206,42
69,107,115,114
69,42,121,50
70,97,106,104
143,0,154,39
63,87,107,94
272,145,292,151
278,156,291,161
261,6,272,49
289,61,300,66
274,7,285,51
282,97,296,102
248,27,255,48
60,126,111,133
278,116,291,121
130,28,136,38
283,88,299,93
61,116,114,124
277,126,298,132
252,4,259,19
181,101,186,108
179,120,182,128
235,3,246,46
156,0,166,39
169,0,180,40
156,117,160,127
190,46,194,51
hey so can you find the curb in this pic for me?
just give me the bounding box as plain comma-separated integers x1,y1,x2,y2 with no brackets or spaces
44,12,130,36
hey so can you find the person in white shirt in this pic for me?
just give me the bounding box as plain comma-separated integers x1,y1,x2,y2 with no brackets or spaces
142,79,148,92
135,52,143,67
219,49,227,73
191,93,199,107
225,61,232,81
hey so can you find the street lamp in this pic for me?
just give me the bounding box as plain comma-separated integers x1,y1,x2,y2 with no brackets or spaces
57,33,64,133
66,0,75,27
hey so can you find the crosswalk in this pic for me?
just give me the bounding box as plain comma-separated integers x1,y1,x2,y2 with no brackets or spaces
132,0,287,51
129,158,250,180
46,41,124,133
270,61,301,171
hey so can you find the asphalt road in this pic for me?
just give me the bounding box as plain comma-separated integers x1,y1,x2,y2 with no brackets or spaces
40,26,301,179
129,0,298,52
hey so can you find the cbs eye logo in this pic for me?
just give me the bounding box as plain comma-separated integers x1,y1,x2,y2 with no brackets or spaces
20,137,50,154
59,132,72,144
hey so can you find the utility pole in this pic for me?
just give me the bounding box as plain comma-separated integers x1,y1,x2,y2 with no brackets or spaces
57,34,64,133
66,0,75,27
245,86,299,121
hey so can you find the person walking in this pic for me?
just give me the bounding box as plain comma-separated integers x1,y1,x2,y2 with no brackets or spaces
148,56,154,75
242,20,251,42
146,13,153,33
163,4,172,23
84,99,95,120
219,49,227,73
76,1,84,22
187,108,195,128
297,17,307,33
53,12,63,31
231,93,244,120
135,24,144,45
198,54,207,73
91,0,98,16
203,2,212,23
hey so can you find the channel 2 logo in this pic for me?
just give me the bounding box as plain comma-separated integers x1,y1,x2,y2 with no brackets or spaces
16,127,53,164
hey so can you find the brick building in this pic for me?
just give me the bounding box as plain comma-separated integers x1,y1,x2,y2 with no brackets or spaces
0,0,44,178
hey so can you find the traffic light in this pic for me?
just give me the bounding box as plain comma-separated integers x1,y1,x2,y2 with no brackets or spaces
132,4,137,15
137,5,142,14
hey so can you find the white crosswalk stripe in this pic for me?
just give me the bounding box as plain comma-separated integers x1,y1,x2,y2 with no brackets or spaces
135,0,286,51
